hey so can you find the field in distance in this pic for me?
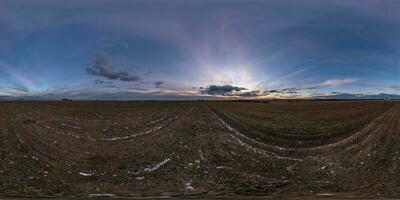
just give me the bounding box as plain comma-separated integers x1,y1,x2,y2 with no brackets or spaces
0,100,399,198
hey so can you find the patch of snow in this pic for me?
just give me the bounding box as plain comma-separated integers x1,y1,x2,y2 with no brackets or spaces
79,172,92,176
185,181,194,190
146,118,164,125
101,116,179,141
89,193,116,198
208,107,303,161
209,108,289,150
199,149,205,160
130,156,173,175
144,158,171,172
316,193,335,197
40,123,84,139
61,123,82,130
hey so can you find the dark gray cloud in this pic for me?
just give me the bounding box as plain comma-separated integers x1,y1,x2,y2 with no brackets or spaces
267,90,280,93
154,81,163,88
200,85,247,96
237,90,267,97
94,80,112,84
86,54,139,82
11,84,29,93
200,85,301,97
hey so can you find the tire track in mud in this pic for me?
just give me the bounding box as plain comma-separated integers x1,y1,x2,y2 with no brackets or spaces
207,105,303,161
96,106,196,142
208,103,398,158
95,115,180,141
323,104,398,158
26,107,194,143
4,104,197,190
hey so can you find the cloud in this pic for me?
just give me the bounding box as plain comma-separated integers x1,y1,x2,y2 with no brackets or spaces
267,90,280,93
363,81,400,91
237,90,267,97
315,93,400,99
200,84,309,97
0,84,31,96
86,54,139,82
281,88,300,93
259,78,358,96
199,84,271,97
94,80,112,84
317,78,358,88
284,78,359,91
200,85,247,96
11,84,29,93
0,60,39,90
154,81,163,88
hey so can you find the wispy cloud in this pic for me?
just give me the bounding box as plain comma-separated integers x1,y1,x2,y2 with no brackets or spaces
311,78,359,88
0,60,38,91
363,81,400,91
280,78,359,91
315,93,400,99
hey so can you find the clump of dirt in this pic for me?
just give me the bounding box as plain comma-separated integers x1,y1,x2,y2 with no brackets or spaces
22,119,37,125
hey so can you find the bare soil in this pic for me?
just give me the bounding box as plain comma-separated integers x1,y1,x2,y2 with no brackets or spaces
0,100,399,198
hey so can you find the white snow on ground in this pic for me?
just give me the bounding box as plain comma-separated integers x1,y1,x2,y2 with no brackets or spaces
101,116,180,141
199,149,205,160
185,181,194,190
39,122,83,139
129,156,172,175
88,194,116,197
36,116,179,142
208,107,303,161
61,123,82,130
210,108,286,150
79,172,92,176
146,118,164,125
229,135,303,161
144,158,171,172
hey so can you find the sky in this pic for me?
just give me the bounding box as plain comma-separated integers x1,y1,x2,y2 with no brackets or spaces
1,0,400,100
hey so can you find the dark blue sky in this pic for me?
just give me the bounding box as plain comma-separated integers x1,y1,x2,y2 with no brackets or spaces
1,0,400,99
